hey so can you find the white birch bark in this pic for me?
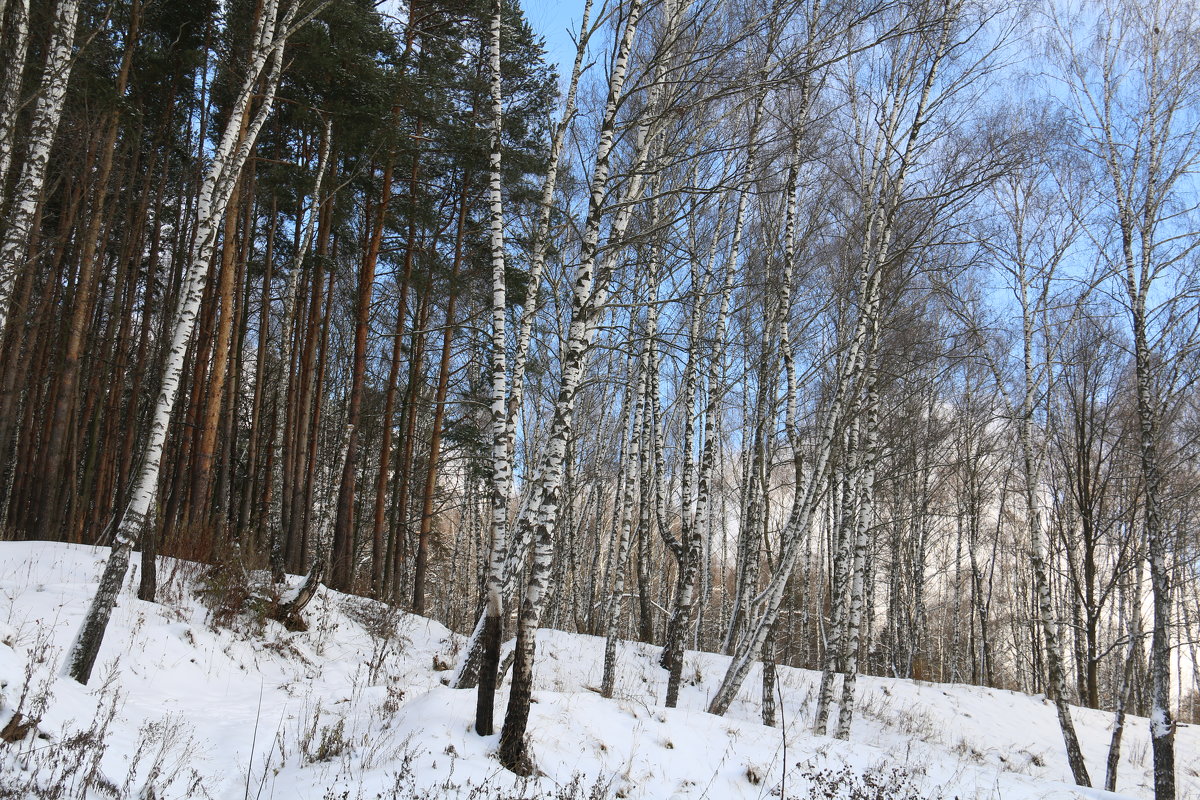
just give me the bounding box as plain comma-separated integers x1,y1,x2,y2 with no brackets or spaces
474,0,509,737
814,416,862,734
504,0,593,460
64,0,301,684
485,0,509,614
716,91,769,655
1105,571,1140,791
834,354,881,740
0,0,80,334
708,0,957,716
716,9,821,661
476,0,675,663
718,255,870,709
658,213,720,701
0,0,31,198
501,0,703,770
452,0,594,691
1049,3,1200,788
1090,11,1196,792
1016,259,1091,786
601,343,648,698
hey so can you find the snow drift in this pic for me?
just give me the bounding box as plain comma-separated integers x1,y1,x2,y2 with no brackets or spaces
0,542,1193,799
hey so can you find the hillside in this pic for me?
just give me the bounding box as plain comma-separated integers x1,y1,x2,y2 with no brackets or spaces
0,543,1193,799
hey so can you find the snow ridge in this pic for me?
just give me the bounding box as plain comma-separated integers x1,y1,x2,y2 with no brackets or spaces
0,543,1191,799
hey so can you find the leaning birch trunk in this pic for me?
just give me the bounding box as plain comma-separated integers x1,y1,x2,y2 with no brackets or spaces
0,0,80,335
1017,262,1091,787
1105,577,1139,792
715,154,801,714
64,0,297,685
818,65,917,728
834,355,881,740
0,0,31,199
708,235,879,716
497,0,654,772
707,0,958,713
474,0,510,737
504,0,593,458
452,0,593,693
600,345,647,698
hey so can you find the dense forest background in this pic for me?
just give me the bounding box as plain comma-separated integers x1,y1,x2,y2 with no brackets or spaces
0,0,1197,794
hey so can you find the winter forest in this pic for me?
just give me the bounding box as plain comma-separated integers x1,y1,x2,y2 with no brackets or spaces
0,0,1199,797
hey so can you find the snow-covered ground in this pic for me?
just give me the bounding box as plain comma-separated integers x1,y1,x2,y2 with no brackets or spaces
0,542,1194,799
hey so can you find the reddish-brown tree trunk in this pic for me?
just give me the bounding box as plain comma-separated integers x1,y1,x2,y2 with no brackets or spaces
412,185,468,614
186,170,246,536
331,159,394,591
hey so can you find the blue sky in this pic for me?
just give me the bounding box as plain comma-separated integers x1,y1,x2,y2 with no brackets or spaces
522,0,590,78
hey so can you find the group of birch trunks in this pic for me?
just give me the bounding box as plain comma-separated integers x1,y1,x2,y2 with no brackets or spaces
0,0,1198,796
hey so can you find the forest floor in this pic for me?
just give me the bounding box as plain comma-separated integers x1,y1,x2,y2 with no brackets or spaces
0,542,1195,799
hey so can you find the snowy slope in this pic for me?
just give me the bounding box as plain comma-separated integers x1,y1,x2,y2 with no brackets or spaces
0,542,1194,799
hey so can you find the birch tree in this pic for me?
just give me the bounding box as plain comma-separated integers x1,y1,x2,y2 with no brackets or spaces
0,0,81,334
709,0,988,718
662,0,800,691
0,0,30,196
1048,1,1200,793
453,0,594,695
474,0,510,737
63,0,314,684
998,168,1091,785
497,0,698,771
600,341,648,698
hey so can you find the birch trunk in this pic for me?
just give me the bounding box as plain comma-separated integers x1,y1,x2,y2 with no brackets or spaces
658,249,709,707
1105,575,1139,792
708,0,957,715
601,345,646,698
715,93,768,656
814,421,859,734
835,361,881,740
761,624,777,727
64,0,299,684
504,0,593,461
0,0,30,197
1051,6,1197,791
711,177,884,716
1132,306,1174,800
452,0,592,693
1017,260,1091,787
475,0,509,737
497,0,657,771
0,0,80,334
633,189,663,645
